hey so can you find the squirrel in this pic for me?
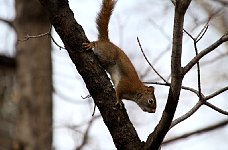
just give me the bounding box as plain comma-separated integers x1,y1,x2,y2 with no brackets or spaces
83,0,156,113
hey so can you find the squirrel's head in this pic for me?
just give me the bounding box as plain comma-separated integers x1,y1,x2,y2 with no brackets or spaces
136,86,156,113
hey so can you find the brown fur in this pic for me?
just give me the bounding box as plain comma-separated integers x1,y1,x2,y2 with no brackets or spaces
83,0,156,113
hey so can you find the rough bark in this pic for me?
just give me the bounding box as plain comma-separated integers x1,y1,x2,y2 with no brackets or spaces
0,55,17,149
14,0,52,149
38,0,143,149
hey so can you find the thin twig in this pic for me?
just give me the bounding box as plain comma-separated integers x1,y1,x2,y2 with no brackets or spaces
171,101,202,128
18,32,51,42
48,26,66,50
137,37,168,83
164,119,228,145
0,18,14,29
205,102,228,115
184,21,210,100
50,34,66,50
65,115,101,129
18,25,66,50
183,32,228,75
200,52,228,66
194,36,202,100
171,85,228,128
205,86,228,100
184,29,202,100
144,81,204,98
81,94,91,99
183,29,194,40
170,0,176,5
75,115,101,150
55,90,92,105
195,23,209,43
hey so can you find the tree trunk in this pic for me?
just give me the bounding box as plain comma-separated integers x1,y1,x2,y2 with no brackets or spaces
0,56,17,149
14,0,52,149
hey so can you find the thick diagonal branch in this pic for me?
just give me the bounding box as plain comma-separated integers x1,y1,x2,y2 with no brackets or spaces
38,0,142,149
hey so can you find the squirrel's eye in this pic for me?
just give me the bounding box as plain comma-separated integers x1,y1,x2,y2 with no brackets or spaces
148,99,154,104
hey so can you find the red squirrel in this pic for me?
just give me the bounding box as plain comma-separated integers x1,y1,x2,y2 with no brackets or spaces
83,0,156,113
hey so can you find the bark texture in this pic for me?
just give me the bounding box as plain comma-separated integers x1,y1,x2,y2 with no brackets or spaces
14,0,52,149
0,56,17,149
38,0,143,149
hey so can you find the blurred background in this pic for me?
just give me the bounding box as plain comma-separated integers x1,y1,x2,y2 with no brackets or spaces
0,0,227,149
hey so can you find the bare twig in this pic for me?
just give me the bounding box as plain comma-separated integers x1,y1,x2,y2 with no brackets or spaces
0,18,14,29
171,85,228,128
205,86,228,100
183,22,209,100
170,0,176,5
18,31,50,41
163,119,228,145
137,37,168,83
183,32,228,75
205,102,228,115
200,51,228,66
50,34,66,50
75,115,101,150
18,26,66,50
63,115,101,130
169,24,228,128
171,101,202,128
144,81,204,98
57,115,101,150
146,28,228,127
195,23,209,43
81,94,91,99
55,90,92,105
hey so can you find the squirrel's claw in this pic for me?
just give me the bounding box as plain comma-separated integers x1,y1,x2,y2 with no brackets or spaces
82,42,95,50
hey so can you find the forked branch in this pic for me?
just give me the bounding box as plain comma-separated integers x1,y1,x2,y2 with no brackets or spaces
183,32,228,75
171,85,228,128
144,1,192,149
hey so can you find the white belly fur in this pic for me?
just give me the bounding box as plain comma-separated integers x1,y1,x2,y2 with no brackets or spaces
107,65,121,88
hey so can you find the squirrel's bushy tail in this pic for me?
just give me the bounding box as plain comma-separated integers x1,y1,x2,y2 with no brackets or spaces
96,0,116,41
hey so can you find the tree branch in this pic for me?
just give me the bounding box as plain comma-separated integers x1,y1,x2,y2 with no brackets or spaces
184,22,209,100
163,119,228,145
205,102,228,115
171,86,228,128
144,1,192,149
137,37,168,83
205,86,228,100
0,18,15,29
75,115,101,150
183,32,228,75
144,81,204,98
38,0,142,149
171,101,202,128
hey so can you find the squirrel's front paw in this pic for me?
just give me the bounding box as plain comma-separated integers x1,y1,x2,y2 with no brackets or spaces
82,42,95,50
